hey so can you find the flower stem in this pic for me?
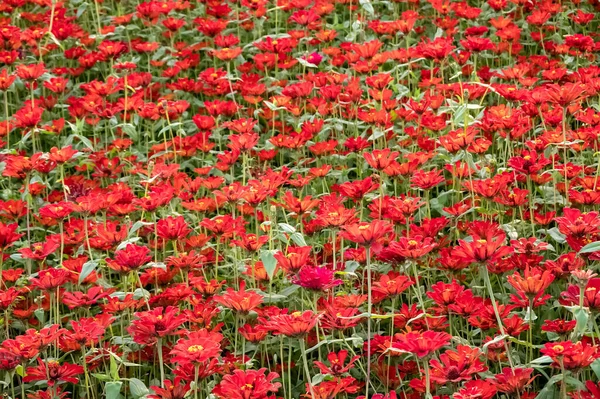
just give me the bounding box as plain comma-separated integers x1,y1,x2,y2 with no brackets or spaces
299,338,316,399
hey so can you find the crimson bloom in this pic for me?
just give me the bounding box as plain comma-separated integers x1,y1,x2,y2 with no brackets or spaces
340,220,393,248
128,306,187,345
393,331,451,358
156,216,191,241
386,236,438,259
213,281,263,314
23,359,84,386
452,225,513,265
507,267,555,307
291,266,342,291
429,345,487,384
106,243,152,273
212,368,281,399
265,310,319,338
364,149,399,170
314,350,360,376
19,239,60,261
0,222,23,249
170,329,222,366
491,367,535,395
149,377,190,399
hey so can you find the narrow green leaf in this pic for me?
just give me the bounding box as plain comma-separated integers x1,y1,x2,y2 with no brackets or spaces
79,260,99,284
579,241,600,254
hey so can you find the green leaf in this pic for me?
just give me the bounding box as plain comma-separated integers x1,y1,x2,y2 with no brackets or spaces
129,221,154,237
290,232,307,246
278,223,297,233
359,0,375,15
92,373,113,382
73,134,95,151
109,354,119,381
591,358,600,379
297,58,318,68
79,260,99,284
259,250,278,280
129,378,149,399
105,381,123,399
546,227,566,244
311,373,327,385
579,241,600,254
573,307,590,336
530,355,552,365
278,284,300,297
344,261,360,273
524,306,537,322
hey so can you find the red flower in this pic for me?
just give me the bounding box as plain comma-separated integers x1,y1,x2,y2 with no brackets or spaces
393,331,451,358
265,310,319,338
48,145,78,164
315,195,358,228
0,348,20,371
0,222,23,249
291,265,342,291
363,149,399,170
453,380,497,399
340,220,393,248
30,268,70,290
491,367,535,395
213,281,263,314
23,359,84,386
19,239,60,261
452,224,513,265
106,244,152,273
372,272,413,298
16,63,46,81
39,201,78,219
212,368,281,399
429,345,487,384
540,340,598,370
313,350,360,376
149,377,190,399
157,216,191,241
170,329,222,366
555,208,600,237
239,324,268,343
273,246,312,273
128,306,186,345
507,267,555,307
386,236,438,259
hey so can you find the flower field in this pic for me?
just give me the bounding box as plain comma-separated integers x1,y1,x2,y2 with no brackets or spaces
2,0,600,398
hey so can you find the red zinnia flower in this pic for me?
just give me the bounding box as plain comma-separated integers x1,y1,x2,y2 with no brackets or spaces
340,220,393,248
128,306,186,345
291,265,342,291
314,350,360,376
170,329,222,366
213,281,263,314
23,359,84,386
491,367,535,395
393,331,451,358
429,345,487,384
106,244,152,273
212,368,281,399
149,377,190,399
265,310,319,338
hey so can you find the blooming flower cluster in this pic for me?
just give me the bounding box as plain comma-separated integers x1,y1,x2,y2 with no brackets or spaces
1,0,600,398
